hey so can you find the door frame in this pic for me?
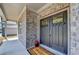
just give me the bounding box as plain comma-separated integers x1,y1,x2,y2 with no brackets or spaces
40,7,70,55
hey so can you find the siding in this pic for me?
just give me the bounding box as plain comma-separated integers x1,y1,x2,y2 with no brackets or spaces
6,21,17,36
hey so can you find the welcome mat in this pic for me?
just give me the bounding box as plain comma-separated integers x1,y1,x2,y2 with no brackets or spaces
27,46,55,55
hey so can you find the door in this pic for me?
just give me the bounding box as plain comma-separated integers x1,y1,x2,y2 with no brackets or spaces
50,11,67,54
40,11,67,54
40,19,49,46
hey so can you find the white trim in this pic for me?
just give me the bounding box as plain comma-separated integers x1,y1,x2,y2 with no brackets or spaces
67,7,71,55
37,3,52,13
40,7,69,19
17,5,26,22
40,44,65,55
0,8,6,21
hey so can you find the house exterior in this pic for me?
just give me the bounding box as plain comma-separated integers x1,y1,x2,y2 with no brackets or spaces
0,3,79,55
17,3,79,55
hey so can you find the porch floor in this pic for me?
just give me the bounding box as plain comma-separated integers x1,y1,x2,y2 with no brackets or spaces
0,40,29,55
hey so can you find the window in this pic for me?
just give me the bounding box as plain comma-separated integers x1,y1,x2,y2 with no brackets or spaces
53,13,63,24
0,17,6,37
41,19,48,26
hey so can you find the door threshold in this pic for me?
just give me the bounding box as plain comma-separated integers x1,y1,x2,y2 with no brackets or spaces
40,44,66,55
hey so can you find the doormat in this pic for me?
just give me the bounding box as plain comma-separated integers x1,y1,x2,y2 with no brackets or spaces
27,46,55,55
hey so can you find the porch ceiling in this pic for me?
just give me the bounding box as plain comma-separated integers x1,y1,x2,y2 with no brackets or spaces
0,3,47,21
0,3,26,21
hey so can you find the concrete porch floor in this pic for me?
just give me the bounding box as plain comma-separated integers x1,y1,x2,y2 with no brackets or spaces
0,40,29,55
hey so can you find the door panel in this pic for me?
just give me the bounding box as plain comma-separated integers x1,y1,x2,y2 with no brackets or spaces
41,26,49,46
51,24,64,52
40,19,49,46
55,25,59,45
63,24,67,54
52,25,56,44
58,24,63,47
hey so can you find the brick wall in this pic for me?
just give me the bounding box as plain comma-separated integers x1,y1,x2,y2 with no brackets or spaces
70,3,79,55
18,11,26,47
18,7,38,49
26,8,38,48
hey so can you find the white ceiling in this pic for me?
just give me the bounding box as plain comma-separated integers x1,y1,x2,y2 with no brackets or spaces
0,3,46,21
27,3,46,11
1,3,26,21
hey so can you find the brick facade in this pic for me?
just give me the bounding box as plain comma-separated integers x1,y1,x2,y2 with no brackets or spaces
18,7,38,49
70,3,79,55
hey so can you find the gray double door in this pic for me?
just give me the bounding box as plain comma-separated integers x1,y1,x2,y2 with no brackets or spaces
40,11,67,54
